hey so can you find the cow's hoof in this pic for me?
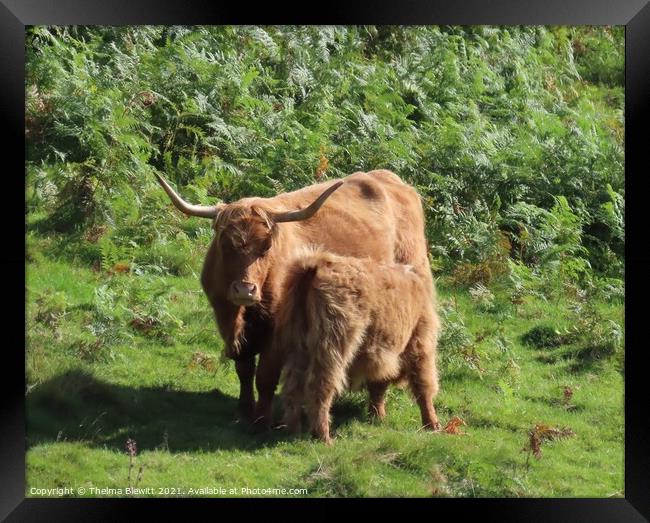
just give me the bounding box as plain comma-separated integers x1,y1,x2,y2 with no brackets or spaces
250,416,272,433
237,403,255,423
424,421,442,432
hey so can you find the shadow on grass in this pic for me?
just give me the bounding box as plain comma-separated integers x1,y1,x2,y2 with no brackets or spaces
534,344,617,373
27,370,367,453
28,370,276,453
330,394,367,430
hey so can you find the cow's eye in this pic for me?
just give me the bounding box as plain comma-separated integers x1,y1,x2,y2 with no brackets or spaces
220,236,237,252
258,239,272,256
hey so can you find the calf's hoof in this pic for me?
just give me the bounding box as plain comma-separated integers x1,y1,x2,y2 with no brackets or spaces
423,420,442,432
368,404,386,421
311,430,333,446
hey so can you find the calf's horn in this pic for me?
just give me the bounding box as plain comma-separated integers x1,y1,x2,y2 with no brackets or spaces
272,181,344,223
154,173,220,218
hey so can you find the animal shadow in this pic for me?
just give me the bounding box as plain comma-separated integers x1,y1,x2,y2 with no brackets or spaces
27,370,287,453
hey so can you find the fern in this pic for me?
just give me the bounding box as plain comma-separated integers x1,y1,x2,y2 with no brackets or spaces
26,25,624,283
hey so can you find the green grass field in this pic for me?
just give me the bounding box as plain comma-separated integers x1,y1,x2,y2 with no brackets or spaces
26,236,624,498
24,25,625,499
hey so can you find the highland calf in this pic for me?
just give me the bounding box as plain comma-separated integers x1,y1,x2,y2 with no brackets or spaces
275,249,441,444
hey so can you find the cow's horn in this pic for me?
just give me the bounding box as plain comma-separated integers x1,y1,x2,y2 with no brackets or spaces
272,181,344,223
154,173,220,218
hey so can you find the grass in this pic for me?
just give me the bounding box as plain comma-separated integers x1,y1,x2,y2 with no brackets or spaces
25,236,624,498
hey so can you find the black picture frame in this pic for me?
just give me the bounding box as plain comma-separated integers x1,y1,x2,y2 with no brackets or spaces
3,1,649,520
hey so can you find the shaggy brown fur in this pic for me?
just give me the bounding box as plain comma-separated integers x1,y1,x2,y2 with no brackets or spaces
160,169,438,426
275,249,441,444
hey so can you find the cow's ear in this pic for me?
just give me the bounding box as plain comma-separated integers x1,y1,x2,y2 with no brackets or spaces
252,206,275,230
212,208,228,238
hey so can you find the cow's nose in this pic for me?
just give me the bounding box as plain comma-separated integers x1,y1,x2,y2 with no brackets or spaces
232,281,257,296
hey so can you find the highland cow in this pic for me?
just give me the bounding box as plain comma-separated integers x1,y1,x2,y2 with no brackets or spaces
155,169,439,427
275,249,441,444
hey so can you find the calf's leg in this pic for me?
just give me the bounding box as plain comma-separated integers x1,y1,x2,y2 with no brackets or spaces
281,348,309,434
411,373,440,431
304,359,344,445
406,322,441,431
304,325,362,444
367,381,389,421
305,377,337,445
282,387,303,435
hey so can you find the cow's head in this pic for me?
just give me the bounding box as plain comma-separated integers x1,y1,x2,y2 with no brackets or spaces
154,174,343,307
212,204,276,306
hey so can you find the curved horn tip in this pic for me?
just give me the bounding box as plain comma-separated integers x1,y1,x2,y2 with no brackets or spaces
273,179,345,223
153,172,219,219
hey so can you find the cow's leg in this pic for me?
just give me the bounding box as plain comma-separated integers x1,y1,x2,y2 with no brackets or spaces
253,349,284,430
407,321,441,432
367,381,389,421
235,356,256,421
